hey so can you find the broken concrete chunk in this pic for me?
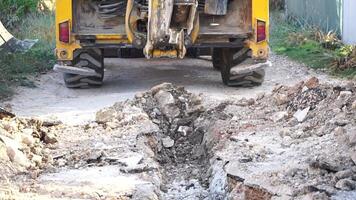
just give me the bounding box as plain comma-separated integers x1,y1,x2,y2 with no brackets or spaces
177,126,192,136
271,111,288,122
0,142,9,161
162,137,174,148
273,94,289,105
118,153,144,168
304,77,320,89
154,91,175,107
334,169,353,180
44,133,57,144
96,107,118,123
150,82,173,95
293,106,310,122
6,145,31,168
335,179,356,191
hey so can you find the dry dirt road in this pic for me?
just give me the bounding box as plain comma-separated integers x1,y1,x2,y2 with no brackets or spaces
2,54,334,125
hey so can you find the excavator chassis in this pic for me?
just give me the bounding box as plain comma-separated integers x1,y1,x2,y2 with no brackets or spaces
54,0,270,88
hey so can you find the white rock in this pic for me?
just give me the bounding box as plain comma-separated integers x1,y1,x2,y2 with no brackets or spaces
293,107,310,122
31,154,42,165
96,107,118,123
6,145,31,167
154,91,175,107
118,153,143,168
162,137,175,148
271,111,288,122
0,141,9,161
21,133,35,146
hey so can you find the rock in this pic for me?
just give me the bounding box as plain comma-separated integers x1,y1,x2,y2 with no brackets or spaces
304,77,319,89
44,133,57,144
150,82,173,95
350,151,356,165
335,169,353,180
6,145,31,167
352,100,356,110
154,91,175,106
154,91,180,119
162,137,174,148
338,91,352,98
304,192,330,200
293,107,310,122
0,141,9,161
349,131,356,147
96,108,118,123
335,179,356,191
118,153,143,168
177,126,192,136
31,154,42,166
271,111,288,122
21,133,35,146
334,127,348,145
274,94,289,105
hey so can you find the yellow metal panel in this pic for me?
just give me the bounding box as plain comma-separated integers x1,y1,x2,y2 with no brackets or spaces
56,0,81,61
247,0,269,60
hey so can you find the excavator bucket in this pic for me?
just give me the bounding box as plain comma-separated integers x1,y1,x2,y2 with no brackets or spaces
0,21,38,53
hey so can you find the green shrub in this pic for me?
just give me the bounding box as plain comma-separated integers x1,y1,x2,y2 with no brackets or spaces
0,0,44,28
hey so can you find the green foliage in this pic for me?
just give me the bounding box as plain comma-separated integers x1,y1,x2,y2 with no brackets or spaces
0,0,44,28
270,12,356,79
0,13,55,100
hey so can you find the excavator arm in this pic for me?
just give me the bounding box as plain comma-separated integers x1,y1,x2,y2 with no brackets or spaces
0,21,37,53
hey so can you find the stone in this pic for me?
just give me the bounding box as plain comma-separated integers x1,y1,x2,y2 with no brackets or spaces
6,145,31,167
177,126,192,136
274,93,289,105
293,107,310,122
338,91,352,98
21,133,35,146
350,151,356,165
118,153,143,168
44,133,57,144
335,169,353,180
96,108,118,123
352,100,356,110
334,127,348,145
304,77,320,89
271,111,288,122
31,154,42,165
162,137,174,148
150,82,173,95
154,91,175,106
335,179,356,191
0,142,9,161
349,131,356,146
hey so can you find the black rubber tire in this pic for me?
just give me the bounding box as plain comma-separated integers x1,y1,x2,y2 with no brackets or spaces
64,49,104,88
212,48,223,70
218,48,265,87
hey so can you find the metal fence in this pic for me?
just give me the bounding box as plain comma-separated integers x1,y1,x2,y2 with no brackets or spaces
285,0,343,33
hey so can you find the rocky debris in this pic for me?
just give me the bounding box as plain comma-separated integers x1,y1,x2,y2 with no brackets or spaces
162,137,174,148
0,116,59,176
293,106,310,122
0,107,15,119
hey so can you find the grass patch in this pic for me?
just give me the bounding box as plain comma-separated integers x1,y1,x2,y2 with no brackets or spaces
270,12,356,79
0,12,55,100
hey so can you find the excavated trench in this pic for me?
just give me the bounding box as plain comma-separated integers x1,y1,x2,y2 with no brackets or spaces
137,84,214,199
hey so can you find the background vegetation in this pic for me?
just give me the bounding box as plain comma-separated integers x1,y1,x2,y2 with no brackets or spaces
270,11,356,79
0,0,55,99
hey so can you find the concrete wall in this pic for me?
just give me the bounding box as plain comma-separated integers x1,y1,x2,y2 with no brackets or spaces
342,0,356,44
285,0,343,33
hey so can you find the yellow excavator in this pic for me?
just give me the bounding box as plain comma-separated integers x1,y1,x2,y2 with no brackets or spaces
54,0,270,88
